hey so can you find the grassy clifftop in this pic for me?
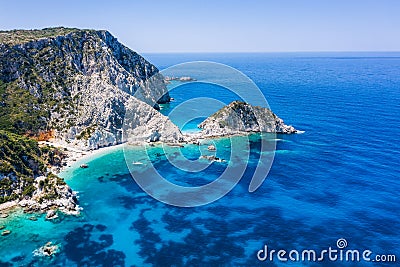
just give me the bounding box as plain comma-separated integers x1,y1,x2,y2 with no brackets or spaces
0,27,80,45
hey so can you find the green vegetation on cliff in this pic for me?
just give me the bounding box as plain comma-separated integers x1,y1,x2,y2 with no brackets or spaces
0,79,51,135
0,27,79,45
0,26,166,139
0,27,170,204
0,130,66,203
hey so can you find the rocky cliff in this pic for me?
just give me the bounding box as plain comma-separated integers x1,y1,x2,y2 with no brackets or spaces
198,101,297,136
0,130,79,214
0,27,184,209
0,27,180,149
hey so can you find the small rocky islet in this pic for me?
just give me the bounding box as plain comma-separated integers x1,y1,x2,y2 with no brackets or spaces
198,100,297,136
33,242,60,257
1,229,11,236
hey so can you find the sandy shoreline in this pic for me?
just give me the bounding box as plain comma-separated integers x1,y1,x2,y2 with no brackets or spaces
38,141,128,175
0,200,18,213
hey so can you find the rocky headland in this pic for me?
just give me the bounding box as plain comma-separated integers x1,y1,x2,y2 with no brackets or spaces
198,100,297,137
0,130,80,216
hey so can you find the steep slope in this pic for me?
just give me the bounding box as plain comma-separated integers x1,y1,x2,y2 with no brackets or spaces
0,27,183,208
0,130,79,213
0,27,178,148
198,101,297,136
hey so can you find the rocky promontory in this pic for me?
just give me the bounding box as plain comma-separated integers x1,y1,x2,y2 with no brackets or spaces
198,101,297,136
0,130,80,215
18,174,80,216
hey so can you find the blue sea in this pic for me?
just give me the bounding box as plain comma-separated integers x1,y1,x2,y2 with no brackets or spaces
0,52,399,266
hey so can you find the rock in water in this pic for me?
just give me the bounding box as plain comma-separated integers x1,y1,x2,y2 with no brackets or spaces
80,164,89,169
198,101,297,136
207,145,216,151
46,210,58,220
1,230,11,236
33,242,60,257
200,155,225,162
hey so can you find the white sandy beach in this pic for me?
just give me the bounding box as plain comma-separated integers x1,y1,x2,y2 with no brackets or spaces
38,141,128,175
0,200,18,212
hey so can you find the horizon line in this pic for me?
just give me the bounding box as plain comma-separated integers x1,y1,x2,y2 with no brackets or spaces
140,51,400,54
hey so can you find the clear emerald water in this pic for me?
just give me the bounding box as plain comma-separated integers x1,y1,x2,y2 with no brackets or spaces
0,53,399,266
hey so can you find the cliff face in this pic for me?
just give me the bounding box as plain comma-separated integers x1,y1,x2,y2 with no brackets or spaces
0,27,178,149
0,130,78,212
198,101,297,136
0,27,184,207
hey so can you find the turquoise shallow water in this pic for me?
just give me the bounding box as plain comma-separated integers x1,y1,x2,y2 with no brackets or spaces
1,53,399,266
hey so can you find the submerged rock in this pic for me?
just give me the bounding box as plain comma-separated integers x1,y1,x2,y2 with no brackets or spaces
200,155,225,163
207,145,216,151
167,143,184,148
33,242,60,257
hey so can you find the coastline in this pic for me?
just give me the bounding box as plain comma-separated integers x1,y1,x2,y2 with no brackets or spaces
0,200,18,213
0,142,127,213
1,129,301,214
45,141,128,175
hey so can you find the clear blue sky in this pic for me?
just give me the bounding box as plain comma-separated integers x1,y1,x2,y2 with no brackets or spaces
1,0,399,53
